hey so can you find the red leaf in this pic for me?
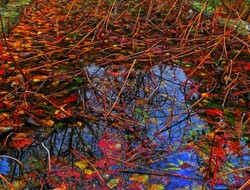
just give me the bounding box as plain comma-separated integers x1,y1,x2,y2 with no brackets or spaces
205,109,223,118
64,94,78,103
11,138,34,150
0,69,4,75
0,102,4,108
1,55,12,61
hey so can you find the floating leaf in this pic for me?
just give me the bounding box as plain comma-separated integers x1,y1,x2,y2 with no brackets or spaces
43,119,54,127
150,184,165,190
0,69,4,75
107,178,120,188
64,94,78,103
165,163,181,171
129,174,149,184
32,75,48,83
201,93,209,98
75,160,88,170
11,179,26,189
10,137,34,150
84,169,95,176
205,109,223,118
0,126,14,134
165,167,181,171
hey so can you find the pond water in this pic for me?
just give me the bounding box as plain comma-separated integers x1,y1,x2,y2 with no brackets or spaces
0,0,250,189
1,62,248,189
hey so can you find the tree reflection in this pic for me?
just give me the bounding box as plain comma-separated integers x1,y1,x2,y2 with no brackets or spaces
1,63,208,189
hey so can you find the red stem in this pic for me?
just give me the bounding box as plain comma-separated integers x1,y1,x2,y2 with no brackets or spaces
212,133,225,189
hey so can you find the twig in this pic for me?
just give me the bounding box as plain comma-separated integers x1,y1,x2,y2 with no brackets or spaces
25,91,72,116
105,59,137,118
0,174,12,187
64,0,77,22
156,82,217,135
239,179,250,190
216,166,250,178
0,155,24,168
41,142,51,173
70,149,109,189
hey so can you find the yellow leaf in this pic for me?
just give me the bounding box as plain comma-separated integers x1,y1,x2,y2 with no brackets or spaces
150,184,165,190
32,75,48,83
75,160,88,170
84,169,95,175
55,110,60,114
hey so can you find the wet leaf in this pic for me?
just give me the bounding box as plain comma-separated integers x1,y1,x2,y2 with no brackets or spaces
10,137,34,150
75,160,88,170
11,179,26,189
42,119,54,127
32,75,48,83
201,93,209,98
150,184,165,190
64,94,78,103
205,109,223,118
0,69,4,75
84,169,95,176
129,174,149,184
107,178,120,188
0,126,14,134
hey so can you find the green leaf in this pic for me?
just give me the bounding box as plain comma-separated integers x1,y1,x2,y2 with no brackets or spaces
165,167,181,171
